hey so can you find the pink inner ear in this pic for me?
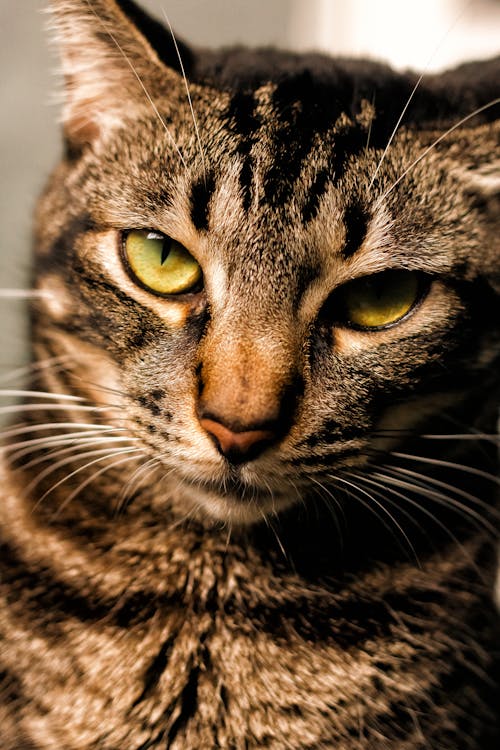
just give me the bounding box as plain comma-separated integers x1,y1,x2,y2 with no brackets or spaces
64,99,102,146
62,62,105,146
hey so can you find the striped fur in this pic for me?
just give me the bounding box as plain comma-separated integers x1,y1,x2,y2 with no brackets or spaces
0,1,499,747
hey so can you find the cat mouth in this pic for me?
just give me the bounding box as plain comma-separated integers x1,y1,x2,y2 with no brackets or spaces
186,473,272,502
179,472,296,523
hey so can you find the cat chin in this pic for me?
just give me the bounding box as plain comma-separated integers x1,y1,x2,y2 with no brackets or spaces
176,480,295,526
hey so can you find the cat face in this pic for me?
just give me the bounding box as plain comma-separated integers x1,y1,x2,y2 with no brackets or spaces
35,0,500,524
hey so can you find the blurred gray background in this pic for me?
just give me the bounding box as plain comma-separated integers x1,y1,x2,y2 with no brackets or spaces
1,0,499,369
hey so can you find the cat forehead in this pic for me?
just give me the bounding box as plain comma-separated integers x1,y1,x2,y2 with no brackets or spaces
87,98,457,279
71,56,494,288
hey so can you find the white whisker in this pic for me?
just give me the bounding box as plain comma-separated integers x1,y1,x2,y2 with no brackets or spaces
331,473,420,564
0,422,120,442
0,390,85,402
4,429,127,456
382,463,500,522
85,0,187,169
26,446,137,496
391,451,500,487
116,454,161,509
63,370,128,398
350,471,431,543
162,10,206,182
0,404,109,416
368,0,472,190
55,452,145,516
371,470,498,538
379,98,500,202
31,447,142,508
11,435,138,468
355,470,474,560
258,507,288,560
0,290,53,300
420,433,500,442
310,476,345,541
0,356,71,385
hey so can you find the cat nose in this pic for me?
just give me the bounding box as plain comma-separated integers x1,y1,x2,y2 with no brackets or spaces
199,415,277,464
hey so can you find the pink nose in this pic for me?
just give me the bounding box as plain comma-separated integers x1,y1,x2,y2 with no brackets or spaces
199,418,276,463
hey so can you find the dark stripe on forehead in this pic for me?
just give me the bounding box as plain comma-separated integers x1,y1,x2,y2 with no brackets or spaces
262,78,369,211
342,203,369,259
301,169,331,223
227,90,260,211
228,90,260,137
239,158,254,212
190,172,215,231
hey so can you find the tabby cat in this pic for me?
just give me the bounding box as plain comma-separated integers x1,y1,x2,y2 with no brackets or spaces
0,0,499,747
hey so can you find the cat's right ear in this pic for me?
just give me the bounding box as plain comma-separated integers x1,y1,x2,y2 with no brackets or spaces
48,0,187,148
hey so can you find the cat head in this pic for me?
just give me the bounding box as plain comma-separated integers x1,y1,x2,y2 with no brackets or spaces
34,0,500,524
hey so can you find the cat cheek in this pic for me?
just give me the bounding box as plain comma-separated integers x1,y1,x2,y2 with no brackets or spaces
35,274,73,321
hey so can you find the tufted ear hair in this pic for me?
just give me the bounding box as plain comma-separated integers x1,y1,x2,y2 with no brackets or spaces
460,159,500,217
48,0,189,147
456,127,500,295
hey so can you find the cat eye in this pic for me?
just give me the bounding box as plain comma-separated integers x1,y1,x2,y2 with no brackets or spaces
122,230,202,296
335,270,425,330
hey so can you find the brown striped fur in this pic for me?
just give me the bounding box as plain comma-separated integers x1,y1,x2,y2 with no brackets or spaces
0,1,499,747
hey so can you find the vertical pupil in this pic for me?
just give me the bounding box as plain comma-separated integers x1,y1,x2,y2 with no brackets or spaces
160,239,170,265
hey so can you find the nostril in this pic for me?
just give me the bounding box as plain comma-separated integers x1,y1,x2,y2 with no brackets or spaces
199,417,276,463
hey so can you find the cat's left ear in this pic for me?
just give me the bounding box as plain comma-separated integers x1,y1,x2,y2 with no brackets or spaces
459,160,500,218
456,126,500,293
48,0,190,148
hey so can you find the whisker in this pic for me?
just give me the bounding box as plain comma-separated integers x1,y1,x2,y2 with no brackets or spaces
309,476,345,544
3,429,119,456
258,508,288,561
381,463,500,522
85,0,187,169
350,471,437,549
61,369,128,398
355,470,473,558
31,447,143,509
368,0,471,189
116,454,161,509
0,390,85,402
368,472,491,586
0,355,71,385
0,403,109,416
162,10,206,182
26,446,139,499
390,451,500,488
379,97,500,202
370,470,498,539
369,71,427,189
55,452,145,517
419,433,500,443
0,422,121,442
0,289,53,300
331,473,420,564
11,435,138,468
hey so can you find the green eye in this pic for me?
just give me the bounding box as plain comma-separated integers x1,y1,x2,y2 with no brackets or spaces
123,230,202,295
339,270,423,330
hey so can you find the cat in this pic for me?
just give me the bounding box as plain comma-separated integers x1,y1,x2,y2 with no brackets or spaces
0,0,499,747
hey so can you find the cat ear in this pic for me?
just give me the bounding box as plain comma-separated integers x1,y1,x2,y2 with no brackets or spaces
459,160,500,216
458,150,500,294
48,0,187,147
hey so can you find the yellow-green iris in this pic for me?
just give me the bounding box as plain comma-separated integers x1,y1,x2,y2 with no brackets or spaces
341,270,421,329
123,230,202,295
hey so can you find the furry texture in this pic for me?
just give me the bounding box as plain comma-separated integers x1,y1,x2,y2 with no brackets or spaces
0,1,499,747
